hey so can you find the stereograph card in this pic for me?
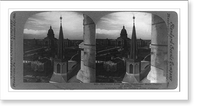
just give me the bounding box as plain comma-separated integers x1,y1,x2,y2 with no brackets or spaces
10,10,178,90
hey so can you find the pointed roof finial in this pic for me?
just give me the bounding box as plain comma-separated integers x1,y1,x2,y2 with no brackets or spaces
50,25,52,29
133,16,136,23
123,25,125,29
60,15,62,26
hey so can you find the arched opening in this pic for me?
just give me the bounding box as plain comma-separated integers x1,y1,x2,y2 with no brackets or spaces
129,64,133,73
57,64,60,73
134,63,138,73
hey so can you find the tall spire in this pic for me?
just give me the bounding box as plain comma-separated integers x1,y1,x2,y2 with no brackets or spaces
58,16,64,60
130,16,137,60
60,16,62,26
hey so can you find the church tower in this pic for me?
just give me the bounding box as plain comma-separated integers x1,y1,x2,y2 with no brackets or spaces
49,16,68,83
122,16,141,83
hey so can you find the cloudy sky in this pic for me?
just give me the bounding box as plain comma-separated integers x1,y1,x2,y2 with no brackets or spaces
97,12,152,40
24,11,83,40
24,11,152,40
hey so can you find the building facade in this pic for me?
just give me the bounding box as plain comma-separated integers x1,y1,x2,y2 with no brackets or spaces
43,26,58,54
116,26,131,49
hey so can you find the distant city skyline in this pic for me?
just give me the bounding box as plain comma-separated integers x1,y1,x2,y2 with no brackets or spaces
24,11,152,40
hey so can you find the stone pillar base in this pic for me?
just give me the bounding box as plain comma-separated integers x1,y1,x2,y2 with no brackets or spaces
76,67,95,83
122,72,139,83
49,72,67,83
147,66,166,83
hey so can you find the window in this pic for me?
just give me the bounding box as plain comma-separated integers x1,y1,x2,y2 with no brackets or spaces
135,64,138,73
57,64,60,73
129,64,133,73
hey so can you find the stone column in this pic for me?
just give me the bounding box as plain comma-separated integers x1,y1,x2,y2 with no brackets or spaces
79,42,85,71
76,14,96,83
147,15,168,83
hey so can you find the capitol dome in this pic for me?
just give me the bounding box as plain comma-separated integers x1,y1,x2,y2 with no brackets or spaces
47,26,54,37
120,26,127,38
